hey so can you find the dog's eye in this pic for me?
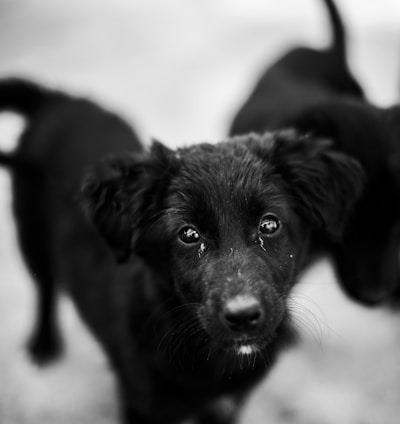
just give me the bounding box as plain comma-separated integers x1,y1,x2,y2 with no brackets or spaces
178,226,201,244
259,214,281,236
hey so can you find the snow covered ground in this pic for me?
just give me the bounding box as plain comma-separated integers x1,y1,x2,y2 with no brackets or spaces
0,0,399,422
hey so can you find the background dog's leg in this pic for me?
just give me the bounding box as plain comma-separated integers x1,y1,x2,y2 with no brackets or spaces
13,176,62,364
26,267,62,365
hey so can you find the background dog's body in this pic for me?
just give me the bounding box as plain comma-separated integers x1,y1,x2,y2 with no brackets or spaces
229,0,364,137
0,79,143,362
0,78,362,423
228,0,400,306
289,99,400,305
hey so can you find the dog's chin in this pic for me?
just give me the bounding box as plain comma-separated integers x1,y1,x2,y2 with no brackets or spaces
232,334,275,355
209,333,276,358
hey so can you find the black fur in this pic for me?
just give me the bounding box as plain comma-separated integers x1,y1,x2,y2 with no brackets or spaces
0,78,143,362
289,100,400,305
0,78,363,423
228,0,400,306
229,0,364,137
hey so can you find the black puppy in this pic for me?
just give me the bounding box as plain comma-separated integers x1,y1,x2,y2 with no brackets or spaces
0,78,363,424
289,99,400,305
230,0,364,136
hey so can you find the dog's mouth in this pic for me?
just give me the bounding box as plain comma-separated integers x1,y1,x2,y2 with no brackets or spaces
196,300,287,356
198,315,283,354
226,333,276,357
233,342,264,358
236,344,256,355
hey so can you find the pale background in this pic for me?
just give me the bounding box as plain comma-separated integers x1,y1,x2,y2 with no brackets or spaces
0,0,400,423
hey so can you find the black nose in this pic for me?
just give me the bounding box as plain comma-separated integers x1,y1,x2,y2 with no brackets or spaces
222,295,263,332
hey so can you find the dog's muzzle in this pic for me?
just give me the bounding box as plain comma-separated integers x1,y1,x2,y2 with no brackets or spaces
220,294,264,333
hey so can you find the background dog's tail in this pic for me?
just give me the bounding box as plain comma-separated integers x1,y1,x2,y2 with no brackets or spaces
0,149,34,172
0,77,55,117
0,151,20,168
0,78,60,171
323,0,346,59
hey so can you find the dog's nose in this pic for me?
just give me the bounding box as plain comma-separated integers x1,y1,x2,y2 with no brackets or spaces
222,295,263,332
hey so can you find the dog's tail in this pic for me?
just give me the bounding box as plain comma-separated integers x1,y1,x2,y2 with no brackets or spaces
0,148,36,172
0,78,60,171
0,151,21,168
323,0,347,58
0,77,56,117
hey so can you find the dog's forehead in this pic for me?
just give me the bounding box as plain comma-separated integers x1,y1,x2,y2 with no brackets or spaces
166,142,289,230
175,141,267,186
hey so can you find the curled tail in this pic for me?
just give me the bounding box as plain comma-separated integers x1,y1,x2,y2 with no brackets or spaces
0,78,57,171
0,77,55,116
0,150,35,172
0,151,18,168
322,0,347,58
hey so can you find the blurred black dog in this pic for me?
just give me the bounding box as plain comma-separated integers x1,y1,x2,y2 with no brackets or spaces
0,78,362,424
230,0,364,136
229,0,400,306
289,99,400,305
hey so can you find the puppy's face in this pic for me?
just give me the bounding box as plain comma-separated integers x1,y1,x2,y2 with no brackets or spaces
151,145,305,354
82,131,363,355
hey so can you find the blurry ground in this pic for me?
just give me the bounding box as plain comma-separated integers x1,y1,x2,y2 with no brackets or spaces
0,0,400,423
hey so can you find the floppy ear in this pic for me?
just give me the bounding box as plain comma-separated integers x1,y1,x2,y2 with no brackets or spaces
248,130,365,239
80,141,179,262
288,99,383,173
275,130,364,239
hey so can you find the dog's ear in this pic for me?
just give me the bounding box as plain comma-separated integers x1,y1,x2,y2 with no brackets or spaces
248,130,365,239
80,141,179,263
288,100,383,172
